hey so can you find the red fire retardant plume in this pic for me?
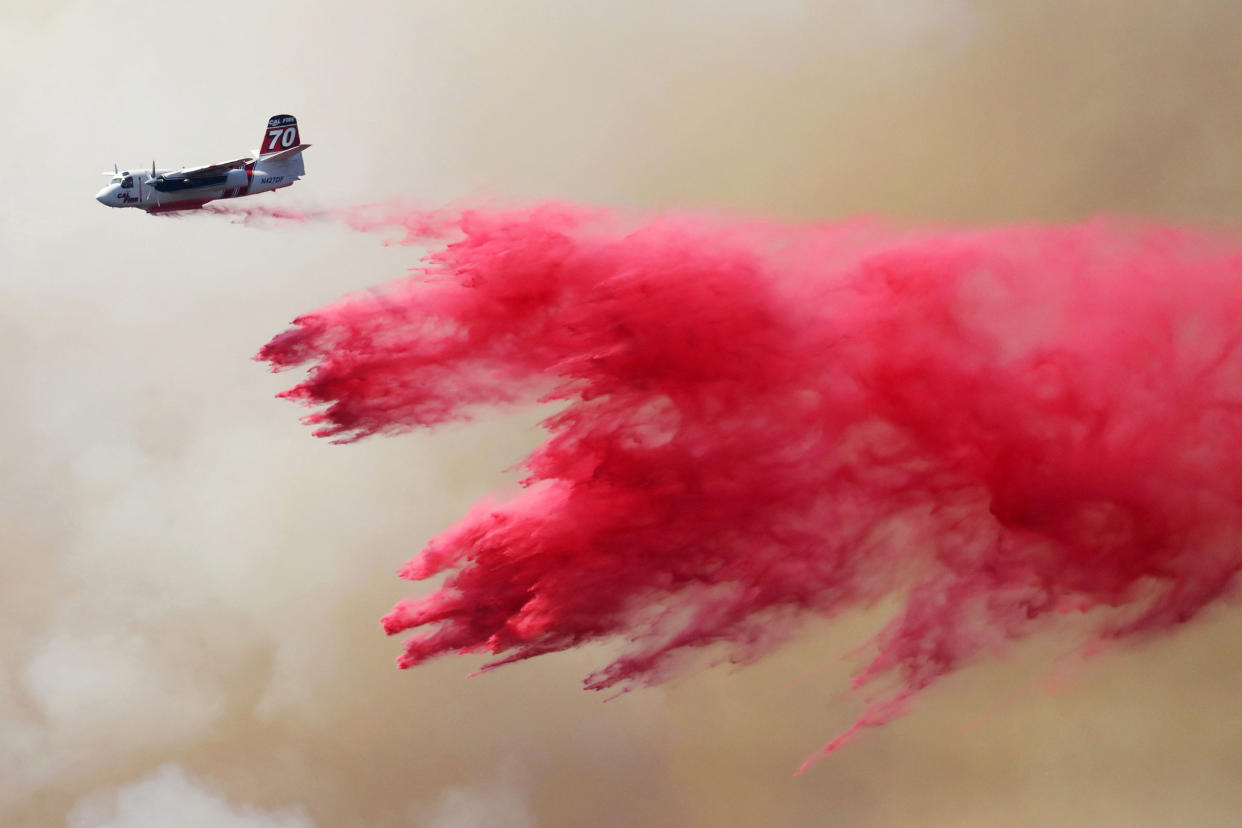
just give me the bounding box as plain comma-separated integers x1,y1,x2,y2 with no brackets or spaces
257,204,1242,771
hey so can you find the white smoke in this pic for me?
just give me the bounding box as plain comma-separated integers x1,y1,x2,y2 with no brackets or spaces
414,761,535,828
67,765,314,828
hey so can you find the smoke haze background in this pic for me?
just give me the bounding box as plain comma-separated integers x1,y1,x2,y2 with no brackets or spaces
4,1,1242,825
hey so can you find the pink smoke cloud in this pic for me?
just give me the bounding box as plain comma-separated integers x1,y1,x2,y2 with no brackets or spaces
255,203,1242,771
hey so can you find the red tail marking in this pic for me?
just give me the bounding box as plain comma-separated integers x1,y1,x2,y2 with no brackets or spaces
262,118,300,154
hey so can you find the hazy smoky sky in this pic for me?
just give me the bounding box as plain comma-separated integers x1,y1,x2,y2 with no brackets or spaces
3,1,1242,826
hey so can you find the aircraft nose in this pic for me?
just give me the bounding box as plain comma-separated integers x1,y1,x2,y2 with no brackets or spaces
95,188,112,206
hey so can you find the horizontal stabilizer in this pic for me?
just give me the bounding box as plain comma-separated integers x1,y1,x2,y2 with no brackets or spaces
259,143,311,162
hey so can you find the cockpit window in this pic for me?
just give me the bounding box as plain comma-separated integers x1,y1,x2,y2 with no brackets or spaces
110,177,121,184
121,176,133,189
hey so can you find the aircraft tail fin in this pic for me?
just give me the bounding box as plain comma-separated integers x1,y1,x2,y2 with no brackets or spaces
258,114,303,157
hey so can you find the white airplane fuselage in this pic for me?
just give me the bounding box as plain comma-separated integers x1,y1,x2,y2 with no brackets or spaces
95,114,308,214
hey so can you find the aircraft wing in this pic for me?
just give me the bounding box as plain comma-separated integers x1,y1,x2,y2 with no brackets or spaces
176,157,252,179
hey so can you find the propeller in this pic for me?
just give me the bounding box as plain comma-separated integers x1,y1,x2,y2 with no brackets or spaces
147,160,167,185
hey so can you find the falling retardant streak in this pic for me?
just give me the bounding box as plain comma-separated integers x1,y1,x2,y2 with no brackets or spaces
253,203,1242,772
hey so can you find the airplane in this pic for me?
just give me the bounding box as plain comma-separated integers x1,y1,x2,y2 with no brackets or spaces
95,114,309,214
